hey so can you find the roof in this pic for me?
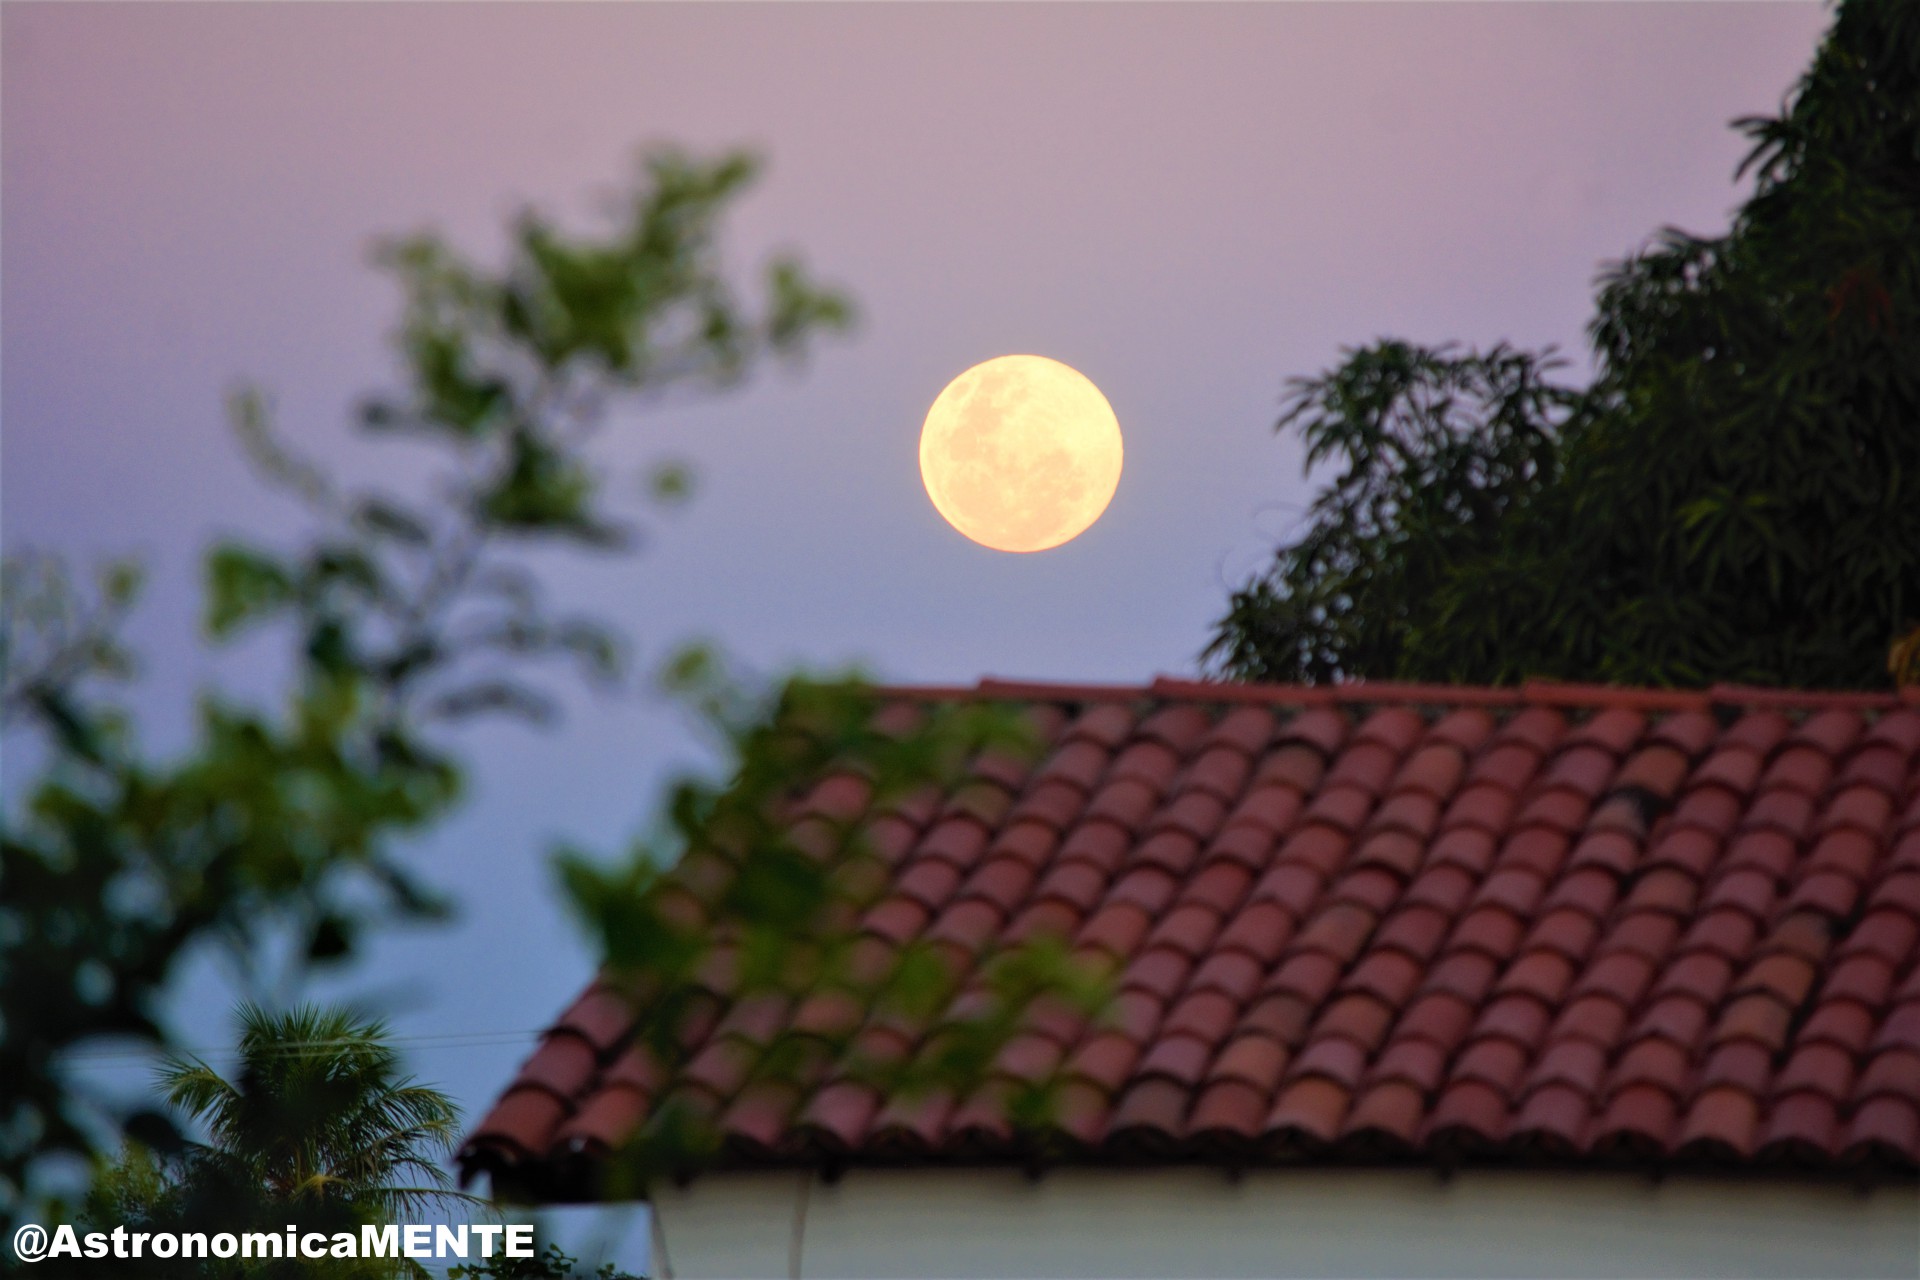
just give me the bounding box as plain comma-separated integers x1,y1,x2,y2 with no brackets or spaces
462,677,1920,1199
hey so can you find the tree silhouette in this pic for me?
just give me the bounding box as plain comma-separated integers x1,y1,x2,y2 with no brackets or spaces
1211,0,1920,690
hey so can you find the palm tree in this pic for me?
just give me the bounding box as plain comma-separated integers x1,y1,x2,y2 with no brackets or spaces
75,1004,473,1278
156,1003,468,1218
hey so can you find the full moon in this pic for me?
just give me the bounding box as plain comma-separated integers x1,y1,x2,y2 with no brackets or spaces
918,355,1124,553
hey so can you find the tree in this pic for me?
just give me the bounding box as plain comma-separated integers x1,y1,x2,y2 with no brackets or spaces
4,143,1099,1227
77,1005,468,1279
1209,0,1920,690
150,1005,465,1217
0,147,854,1215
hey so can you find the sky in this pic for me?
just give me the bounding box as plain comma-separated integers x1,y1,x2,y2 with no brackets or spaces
3,0,1831,1258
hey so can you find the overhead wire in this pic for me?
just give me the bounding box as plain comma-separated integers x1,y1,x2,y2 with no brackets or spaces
62,1028,549,1066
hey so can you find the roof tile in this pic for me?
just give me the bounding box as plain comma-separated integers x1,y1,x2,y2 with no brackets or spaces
1393,743,1469,799
1510,1083,1590,1153
1211,901,1295,964
1542,746,1616,798
1424,952,1502,1005
1592,1083,1678,1156
1369,1038,1449,1093
1746,789,1817,841
1801,999,1877,1056
1425,1080,1510,1148
1526,1038,1607,1095
1268,952,1346,1006
1630,994,1713,1050
1759,1090,1840,1163
1679,907,1761,960
1843,1097,1920,1165
1190,950,1266,1005
1444,784,1519,834
1669,788,1745,841
1122,947,1197,1002
1276,707,1349,758
1352,829,1428,880
1375,905,1452,962
1548,994,1631,1050
1429,827,1500,876
1077,902,1156,958
1859,1048,1920,1103
1241,992,1315,1045
1699,1041,1773,1095
1067,1031,1144,1094
1523,908,1599,963
1693,747,1765,797
1637,693,1725,736
1607,1037,1690,1100
1467,743,1545,793
1208,1033,1291,1092
1314,993,1397,1052
1788,708,1865,757
1342,1080,1425,1147
1676,1086,1759,1160
1860,708,1920,753
1398,992,1478,1051
1425,708,1498,754
1201,706,1278,755
1187,1079,1269,1142
1137,1035,1215,1088
1265,1076,1351,1145
1453,1037,1531,1095
1775,1043,1857,1103
1839,912,1918,968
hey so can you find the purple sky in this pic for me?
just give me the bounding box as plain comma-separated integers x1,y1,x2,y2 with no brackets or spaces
4,0,1828,1220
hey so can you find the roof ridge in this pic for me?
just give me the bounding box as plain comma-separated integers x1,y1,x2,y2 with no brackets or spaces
865,675,1920,713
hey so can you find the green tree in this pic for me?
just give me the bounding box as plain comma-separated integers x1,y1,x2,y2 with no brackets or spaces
0,147,854,1216
150,1005,465,1217
1210,0,1920,689
4,142,1102,1229
78,1005,469,1279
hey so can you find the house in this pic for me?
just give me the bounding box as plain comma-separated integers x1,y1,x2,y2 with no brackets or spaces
460,678,1920,1278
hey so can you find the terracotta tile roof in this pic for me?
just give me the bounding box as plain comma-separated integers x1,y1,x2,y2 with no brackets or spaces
461,678,1920,1198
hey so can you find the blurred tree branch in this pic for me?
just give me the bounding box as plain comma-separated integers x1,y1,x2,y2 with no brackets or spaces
0,146,854,1218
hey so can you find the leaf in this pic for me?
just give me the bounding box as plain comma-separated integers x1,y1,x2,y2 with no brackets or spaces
205,543,294,640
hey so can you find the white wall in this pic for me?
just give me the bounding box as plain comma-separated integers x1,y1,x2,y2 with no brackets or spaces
650,1166,1919,1279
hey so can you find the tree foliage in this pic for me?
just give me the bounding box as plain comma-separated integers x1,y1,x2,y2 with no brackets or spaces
4,140,1105,1236
149,1005,466,1219
70,1005,468,1279
0,147,853,1215
1210,0,1920,689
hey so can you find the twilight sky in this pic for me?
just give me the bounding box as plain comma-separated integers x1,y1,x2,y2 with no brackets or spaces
3,0,1828,1217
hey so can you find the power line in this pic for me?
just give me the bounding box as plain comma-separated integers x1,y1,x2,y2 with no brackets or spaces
64,1029,549,1066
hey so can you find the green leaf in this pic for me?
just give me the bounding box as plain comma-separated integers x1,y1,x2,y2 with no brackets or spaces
204,543,294,640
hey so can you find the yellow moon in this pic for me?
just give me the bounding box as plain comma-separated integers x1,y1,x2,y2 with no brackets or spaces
918,355,1124,553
